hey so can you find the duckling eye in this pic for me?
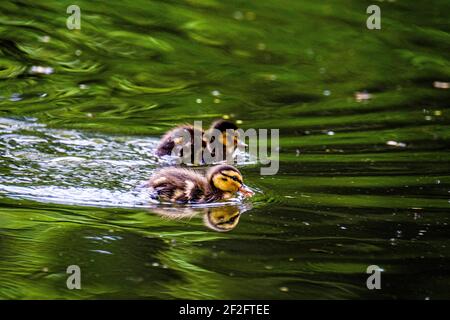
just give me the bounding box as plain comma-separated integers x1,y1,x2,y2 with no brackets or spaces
221,178,227,182
231,177,238,182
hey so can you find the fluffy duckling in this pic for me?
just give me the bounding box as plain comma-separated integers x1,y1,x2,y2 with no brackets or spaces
148,164,254,203
155,120,240,163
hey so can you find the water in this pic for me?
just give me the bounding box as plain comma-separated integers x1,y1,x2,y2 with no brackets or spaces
0,0,449,299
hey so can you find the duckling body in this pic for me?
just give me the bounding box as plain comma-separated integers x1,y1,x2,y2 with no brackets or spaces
148,164,253,204
148,167,214,203
155,125,206,163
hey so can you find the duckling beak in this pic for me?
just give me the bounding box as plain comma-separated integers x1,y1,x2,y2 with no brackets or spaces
237,140,248,147
238,184,254,198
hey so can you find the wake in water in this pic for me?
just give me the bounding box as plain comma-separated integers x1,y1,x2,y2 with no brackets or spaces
0,117,255,208
0,117,160,207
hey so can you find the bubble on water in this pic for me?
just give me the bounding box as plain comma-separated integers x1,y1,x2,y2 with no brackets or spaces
386,140,406,147
279,286,289,292
103,235,122,241
90,250,113,255
327,131,335,136
9,93,22,102
433,81,449,89
29,66,54,75
38,35,51,43
233,11,244,20
211,90,220,96
196,98,202,104
214,98,221,103
323,89,331,96
355,91,372,102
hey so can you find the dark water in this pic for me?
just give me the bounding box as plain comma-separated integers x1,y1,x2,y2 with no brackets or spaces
0,0,449,299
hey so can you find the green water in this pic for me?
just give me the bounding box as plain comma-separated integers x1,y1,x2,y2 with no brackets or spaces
0,0,449,299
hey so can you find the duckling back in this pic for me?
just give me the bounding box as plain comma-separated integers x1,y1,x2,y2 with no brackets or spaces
148,167,211,203
155,125,206,164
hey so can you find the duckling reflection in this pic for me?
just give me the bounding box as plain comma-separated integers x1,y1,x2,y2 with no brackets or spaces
149,203,251,232
203,205,242,232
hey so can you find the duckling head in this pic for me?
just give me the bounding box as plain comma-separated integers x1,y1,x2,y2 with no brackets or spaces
209,120,240,147
207,165,254,198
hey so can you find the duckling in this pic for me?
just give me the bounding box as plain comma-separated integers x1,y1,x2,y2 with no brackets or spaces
155,120,241,163
148,164,254,203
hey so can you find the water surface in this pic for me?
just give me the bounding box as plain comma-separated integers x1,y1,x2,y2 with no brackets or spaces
0,0,449,299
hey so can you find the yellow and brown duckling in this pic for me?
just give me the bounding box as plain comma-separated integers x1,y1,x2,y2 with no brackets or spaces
148,164,254,203
155,120,240,163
